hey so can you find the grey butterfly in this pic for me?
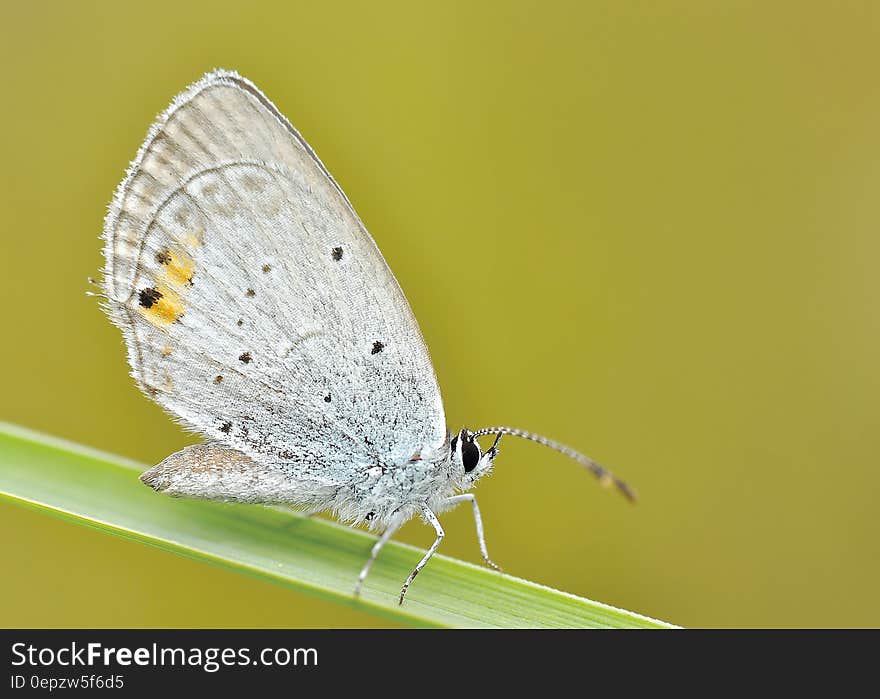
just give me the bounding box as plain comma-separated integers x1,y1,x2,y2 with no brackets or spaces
100,70,634,604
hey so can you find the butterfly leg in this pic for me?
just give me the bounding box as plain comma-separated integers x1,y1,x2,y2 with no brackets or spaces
398,505,445,605
442,494,501,572
353,513,405,599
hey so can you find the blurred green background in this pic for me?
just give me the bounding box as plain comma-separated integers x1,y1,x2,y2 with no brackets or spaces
1,1,878,628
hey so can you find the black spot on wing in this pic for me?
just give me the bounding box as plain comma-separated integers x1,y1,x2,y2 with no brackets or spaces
219,421,232,434
239,352,252,364
245,288,256,297
138,287,162,308
155,249,171,265
213,375,223,384
331,246,343,261
371,341,385,355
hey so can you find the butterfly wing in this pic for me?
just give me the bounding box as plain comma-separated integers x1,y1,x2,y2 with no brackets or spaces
102,70,447,496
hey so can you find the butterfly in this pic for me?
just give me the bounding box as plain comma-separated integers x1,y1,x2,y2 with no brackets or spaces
99,70,634,604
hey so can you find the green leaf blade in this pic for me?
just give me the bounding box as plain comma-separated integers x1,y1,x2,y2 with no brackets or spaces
0,422,676,629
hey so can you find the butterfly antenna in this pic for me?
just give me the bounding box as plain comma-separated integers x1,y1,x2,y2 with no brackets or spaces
472,426,637,502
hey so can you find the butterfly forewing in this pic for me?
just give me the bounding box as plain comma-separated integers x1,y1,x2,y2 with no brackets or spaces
102,71,446,485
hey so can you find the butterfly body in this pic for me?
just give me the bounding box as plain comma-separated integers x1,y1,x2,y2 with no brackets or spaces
139,439,462,530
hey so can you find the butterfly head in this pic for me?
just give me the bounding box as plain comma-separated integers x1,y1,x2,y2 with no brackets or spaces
450,428,500,484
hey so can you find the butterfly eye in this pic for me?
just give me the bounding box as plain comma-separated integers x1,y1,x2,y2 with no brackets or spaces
461,438,481,473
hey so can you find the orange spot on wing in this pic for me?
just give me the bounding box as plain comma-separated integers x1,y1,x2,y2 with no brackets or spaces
164,250,194,287
138,285,184,327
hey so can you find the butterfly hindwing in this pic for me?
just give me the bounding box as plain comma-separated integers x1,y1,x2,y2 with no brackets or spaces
102,71,447,497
